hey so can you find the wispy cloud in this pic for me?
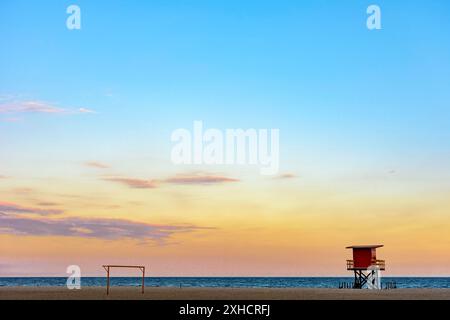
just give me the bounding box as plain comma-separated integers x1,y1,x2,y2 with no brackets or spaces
165,174,239,185
103,173,240,189
0,98,96,115
85,161,110,169
35,202,61,207
0,213,210,243
274,173,297,179
0,100,65,114
103,177,158,189
0,201,63,216
78,108,97,114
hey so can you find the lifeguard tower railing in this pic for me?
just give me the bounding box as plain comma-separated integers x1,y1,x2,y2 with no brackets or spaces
346,259,385,270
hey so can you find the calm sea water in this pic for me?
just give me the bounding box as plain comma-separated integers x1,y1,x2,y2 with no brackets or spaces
1,277,449,288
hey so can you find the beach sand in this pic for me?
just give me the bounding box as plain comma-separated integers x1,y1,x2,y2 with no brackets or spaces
1,287,450,300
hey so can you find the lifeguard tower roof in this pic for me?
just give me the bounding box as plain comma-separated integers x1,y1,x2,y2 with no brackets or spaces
346,245,383,249
346,244,385,273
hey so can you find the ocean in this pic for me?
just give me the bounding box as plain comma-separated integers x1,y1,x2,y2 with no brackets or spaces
1,277,450,288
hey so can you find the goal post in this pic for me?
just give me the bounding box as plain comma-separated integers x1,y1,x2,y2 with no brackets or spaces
102,265,146,295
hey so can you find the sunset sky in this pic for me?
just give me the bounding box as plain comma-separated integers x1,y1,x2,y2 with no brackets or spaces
1,0,450,277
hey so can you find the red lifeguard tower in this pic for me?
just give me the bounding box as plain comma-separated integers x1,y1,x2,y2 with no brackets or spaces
346,245,385,289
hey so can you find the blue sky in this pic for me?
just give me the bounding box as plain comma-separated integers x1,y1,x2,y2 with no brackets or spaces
1,0,450,179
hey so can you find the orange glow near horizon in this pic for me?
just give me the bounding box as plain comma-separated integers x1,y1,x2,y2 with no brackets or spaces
2,174,450,277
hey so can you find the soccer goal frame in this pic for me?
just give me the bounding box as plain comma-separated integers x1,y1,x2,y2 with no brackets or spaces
102,265,146,295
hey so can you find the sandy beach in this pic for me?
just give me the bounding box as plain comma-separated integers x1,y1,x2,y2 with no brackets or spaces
1,287,450,300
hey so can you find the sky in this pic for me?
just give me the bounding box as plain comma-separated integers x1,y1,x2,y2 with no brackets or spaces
1,0,450,276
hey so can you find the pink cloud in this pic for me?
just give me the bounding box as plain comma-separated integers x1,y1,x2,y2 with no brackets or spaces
165,174,239,185
85,161,110,169
0,99,96,115
103,173,240,189
0,213,210,243
0,101,66,114
0,201,63,216
103,177,158,189
275,173,297,179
